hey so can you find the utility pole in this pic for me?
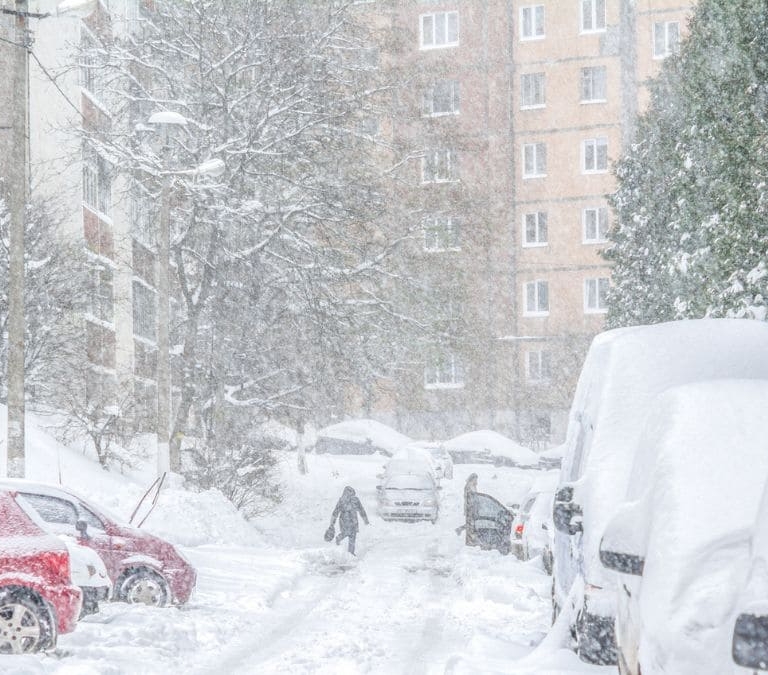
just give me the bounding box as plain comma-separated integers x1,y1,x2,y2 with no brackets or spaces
156,168,171,476
6,0,31,478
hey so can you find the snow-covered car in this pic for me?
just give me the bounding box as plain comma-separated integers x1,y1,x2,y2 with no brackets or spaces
599,380,768,675
382,447,437,482
376,472,440,523
11,492,111,616
443,430,539,467
403,442,453,479
0,480,196,607
0,490,82,654
314,419,412,457
553,319,768,665
512,483,556,574
732,463,768,672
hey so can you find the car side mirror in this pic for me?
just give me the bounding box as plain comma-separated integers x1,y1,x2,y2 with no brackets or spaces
75,519,90,539
733,612,768,669
598,501,647,576
553,501,582,535
542,522,549,531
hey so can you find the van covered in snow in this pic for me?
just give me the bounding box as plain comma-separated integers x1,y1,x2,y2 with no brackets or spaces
552,318,768,664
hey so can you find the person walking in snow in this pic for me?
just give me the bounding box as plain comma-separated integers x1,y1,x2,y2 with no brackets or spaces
330,486,369,555
463,473,479,546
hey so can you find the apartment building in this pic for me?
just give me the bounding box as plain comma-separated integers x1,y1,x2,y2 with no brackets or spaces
0,0,157,429
361,0,694,444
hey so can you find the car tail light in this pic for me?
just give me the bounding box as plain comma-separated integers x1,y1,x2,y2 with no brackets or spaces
515,523,524,536
43,550,71,584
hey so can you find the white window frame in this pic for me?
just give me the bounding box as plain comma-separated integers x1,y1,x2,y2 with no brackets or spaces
420,11,459,50
423,214,460,252
653,21,680,59
522,211,548,247
583,206,609,243
523,142,547,178
581,0,606,33
422,148,459,183
423,80,460,117
526,349,551,382
580,66,607,103
424,353,465,390
132,279,157,342
582,137,608,174
521,72,545,109
523,280,549,317
520,5,545,41
584,277,610,313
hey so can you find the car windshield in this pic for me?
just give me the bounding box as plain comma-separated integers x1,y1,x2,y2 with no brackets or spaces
385,475,434,490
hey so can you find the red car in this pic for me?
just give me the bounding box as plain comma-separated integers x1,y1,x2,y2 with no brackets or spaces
0,480,196,607
0,490,82,654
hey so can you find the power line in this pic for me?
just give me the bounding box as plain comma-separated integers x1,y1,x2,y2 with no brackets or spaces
28,49,85,121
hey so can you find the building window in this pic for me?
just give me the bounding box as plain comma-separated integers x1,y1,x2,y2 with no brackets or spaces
523,143,547,178
420,11,459,50
654,21,680,58
422,148,459,183
521,72,545,109
87,264,114,323
582,137,608,173
80,29,103,98
580,66,606,102
581,0,606,33
583,206,609,242
424,215,460,251
424,353,464,389
584,277,610,313
130,189,155,248
132,281,157,341
520,5,545,40
524,280,549,316
82,149,112,216
523,211,548,247
423,80,460,116
526,350,551,382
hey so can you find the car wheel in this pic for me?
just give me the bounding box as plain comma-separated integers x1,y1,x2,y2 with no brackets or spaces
551,578,559,626
0,589,54,654
543,548,554,575
117,569,170,607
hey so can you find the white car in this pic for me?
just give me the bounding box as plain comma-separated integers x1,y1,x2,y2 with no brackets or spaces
599,380,768,675
376,472,440,523
513,487,556,574
13,493,111,616
553,319,768,665
401,442,453,479
382,447,437,482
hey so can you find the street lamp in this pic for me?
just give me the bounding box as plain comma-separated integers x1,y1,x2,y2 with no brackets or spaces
147,111,223,477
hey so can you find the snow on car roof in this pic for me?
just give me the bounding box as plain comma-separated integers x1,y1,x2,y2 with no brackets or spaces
631,379,768,673
444,430,539,466
317,418,412,453
573,319,768,584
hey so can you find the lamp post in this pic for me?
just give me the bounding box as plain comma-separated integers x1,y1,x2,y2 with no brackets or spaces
147,112,224,477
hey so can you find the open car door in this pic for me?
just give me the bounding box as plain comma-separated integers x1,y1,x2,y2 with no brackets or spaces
469,492,512,554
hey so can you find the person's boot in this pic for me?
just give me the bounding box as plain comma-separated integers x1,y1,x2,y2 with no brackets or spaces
335,533,342,546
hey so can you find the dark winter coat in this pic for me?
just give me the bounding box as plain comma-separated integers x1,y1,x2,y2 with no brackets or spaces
331,486,369,535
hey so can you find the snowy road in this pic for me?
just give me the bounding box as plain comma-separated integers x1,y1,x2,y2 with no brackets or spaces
6,456,612,674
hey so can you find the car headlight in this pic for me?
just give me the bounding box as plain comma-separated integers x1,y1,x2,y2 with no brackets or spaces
422,499,436,507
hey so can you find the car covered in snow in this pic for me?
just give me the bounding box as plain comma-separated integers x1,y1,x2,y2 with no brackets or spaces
599,380,768,675
732,460,768,672
0,490,82,654
553,319,768,665
443,430,539,467
376,472,440,523
404,442,454,479
381,446,437,482
314,418,412,457
0,480,196,608
512,476,558,573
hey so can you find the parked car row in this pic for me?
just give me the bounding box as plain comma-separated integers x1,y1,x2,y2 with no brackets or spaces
550,318,768,673
0,480,196,654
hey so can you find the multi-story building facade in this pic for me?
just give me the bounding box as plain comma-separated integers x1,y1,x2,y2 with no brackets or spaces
361,1,694,444
0,0,157,430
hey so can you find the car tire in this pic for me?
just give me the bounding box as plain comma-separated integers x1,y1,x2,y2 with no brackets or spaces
0,588,55,654
543,548,554,576
117,568,170,607
551,578,559,626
